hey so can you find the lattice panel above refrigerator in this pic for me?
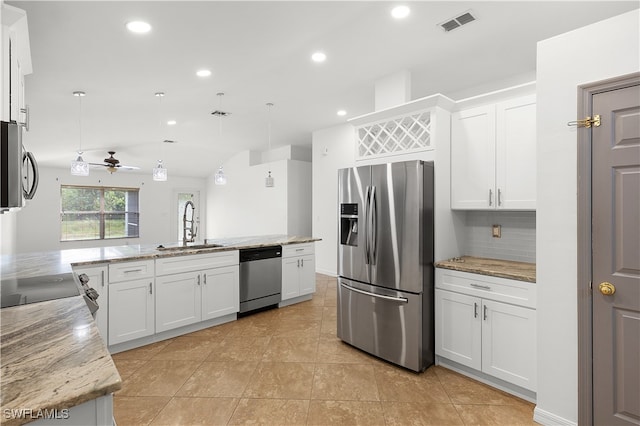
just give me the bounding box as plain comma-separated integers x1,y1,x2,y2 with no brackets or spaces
356,111,432,159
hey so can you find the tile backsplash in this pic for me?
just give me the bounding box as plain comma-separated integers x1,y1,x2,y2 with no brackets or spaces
463,211,536,263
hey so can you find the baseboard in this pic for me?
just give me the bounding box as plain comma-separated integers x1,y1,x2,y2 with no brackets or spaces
436,357,536,403
533,407,577,426
315,268,337,277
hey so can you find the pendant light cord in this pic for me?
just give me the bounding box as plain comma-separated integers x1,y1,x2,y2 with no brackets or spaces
156,92,164,162
77,94,83,153
267,102,273,151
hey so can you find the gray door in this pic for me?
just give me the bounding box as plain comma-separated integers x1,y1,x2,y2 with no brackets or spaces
370,161,427,293
592,83,640,425
338,166,370,283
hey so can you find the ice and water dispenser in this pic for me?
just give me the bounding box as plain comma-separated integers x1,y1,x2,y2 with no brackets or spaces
340,203,359,246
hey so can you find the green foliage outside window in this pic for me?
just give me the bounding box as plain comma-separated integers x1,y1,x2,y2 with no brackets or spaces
60,186,140,241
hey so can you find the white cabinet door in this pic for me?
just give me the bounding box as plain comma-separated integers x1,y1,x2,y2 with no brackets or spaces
74,265,108,345
299,255,316,296
435,289,482,370
155,272,201,333
481,299,537,391
495,95,537,210
281,257,301,301
451,95,536,210
109,278,154,345
202,265,239,320
451,105,496,209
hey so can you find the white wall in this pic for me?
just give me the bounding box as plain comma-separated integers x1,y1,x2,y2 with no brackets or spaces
535,9,640,426
311,106,464,276
206,149,312,239
311,124,356,275
13,166,207,253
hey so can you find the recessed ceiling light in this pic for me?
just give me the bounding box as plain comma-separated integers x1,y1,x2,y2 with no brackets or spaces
391,5,410,19
311,52,327,63
126,21,151,34
196,69,212,77
337,110,347,117
167,120,177,126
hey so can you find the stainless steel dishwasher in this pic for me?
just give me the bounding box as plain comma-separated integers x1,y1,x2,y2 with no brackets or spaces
239,245,282,313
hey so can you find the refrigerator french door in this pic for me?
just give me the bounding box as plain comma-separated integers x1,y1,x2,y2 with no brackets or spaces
337,160,434,372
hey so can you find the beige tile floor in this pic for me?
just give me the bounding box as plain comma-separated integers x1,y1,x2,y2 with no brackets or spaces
112,274,537,425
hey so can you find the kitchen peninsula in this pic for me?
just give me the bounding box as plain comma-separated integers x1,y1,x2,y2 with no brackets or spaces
1,235,319,425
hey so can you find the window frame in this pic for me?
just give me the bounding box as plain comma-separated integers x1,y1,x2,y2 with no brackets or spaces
60,184,140,242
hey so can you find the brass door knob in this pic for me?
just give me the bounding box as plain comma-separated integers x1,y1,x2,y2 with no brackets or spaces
599,282,616,296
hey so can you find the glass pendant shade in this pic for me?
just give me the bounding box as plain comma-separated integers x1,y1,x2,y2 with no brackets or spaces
265,170,274,188
214,166,227,185
153,160,168,181
70,152,90,176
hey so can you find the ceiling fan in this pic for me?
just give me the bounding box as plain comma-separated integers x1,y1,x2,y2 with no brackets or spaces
90,151,140,174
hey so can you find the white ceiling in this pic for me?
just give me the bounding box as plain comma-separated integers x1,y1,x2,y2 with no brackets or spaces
9,1,639,178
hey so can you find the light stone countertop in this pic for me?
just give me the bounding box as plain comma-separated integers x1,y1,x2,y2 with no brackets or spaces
0,234,319,424
1,235,321,280
0,296,122,426
434,255,536,283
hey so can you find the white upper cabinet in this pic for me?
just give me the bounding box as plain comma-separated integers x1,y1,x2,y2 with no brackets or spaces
1,4,32,124
451,94,536,210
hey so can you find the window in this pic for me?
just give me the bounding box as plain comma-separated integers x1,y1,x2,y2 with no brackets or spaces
60,185,140,241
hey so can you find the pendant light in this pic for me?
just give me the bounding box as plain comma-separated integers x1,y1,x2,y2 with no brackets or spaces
265,102,274,188
152,92,168,181
214,92,227,185
70,91,89,176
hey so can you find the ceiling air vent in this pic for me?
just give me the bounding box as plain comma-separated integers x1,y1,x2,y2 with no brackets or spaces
211,110,231,117
439,10,476,32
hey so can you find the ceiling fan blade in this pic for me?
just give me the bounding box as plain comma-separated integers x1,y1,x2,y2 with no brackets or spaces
118,165,141,170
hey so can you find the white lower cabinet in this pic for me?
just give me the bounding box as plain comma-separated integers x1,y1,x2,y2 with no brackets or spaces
73,265,108,345
281,243,315,301
155,252,239,333
108,278,155,345
107,260,156,345
435,269,537,392
201,265,239,320
155,271,201,332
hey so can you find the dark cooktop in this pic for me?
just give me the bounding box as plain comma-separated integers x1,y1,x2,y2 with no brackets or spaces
1,273,81,308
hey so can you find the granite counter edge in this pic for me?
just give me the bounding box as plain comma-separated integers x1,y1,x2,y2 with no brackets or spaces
434,261,536,283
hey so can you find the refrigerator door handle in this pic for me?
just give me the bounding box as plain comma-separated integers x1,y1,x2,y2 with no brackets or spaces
370,185,377,265
340,282,408,303
365,185,371,265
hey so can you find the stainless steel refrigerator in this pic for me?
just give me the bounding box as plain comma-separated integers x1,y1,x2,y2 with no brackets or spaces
337,160,434,372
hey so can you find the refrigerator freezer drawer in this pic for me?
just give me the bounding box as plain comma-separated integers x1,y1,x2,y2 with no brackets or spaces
337,278,430,372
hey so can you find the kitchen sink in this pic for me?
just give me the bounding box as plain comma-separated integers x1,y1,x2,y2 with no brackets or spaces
156,243,224,251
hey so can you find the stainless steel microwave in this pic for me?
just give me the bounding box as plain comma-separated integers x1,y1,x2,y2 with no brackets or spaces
1,121,38,213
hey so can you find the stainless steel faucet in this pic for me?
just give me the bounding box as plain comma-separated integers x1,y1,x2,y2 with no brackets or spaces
183,200,197,245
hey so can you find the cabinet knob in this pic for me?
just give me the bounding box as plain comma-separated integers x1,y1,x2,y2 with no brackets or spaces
598,281,616,296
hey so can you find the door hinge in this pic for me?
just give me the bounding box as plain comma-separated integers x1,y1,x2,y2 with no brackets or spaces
567,115,601,128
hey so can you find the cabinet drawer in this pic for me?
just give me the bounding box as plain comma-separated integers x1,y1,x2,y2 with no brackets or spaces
156,250,239,276
109,260,154,283
435,268,536,309
282,243,315,258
